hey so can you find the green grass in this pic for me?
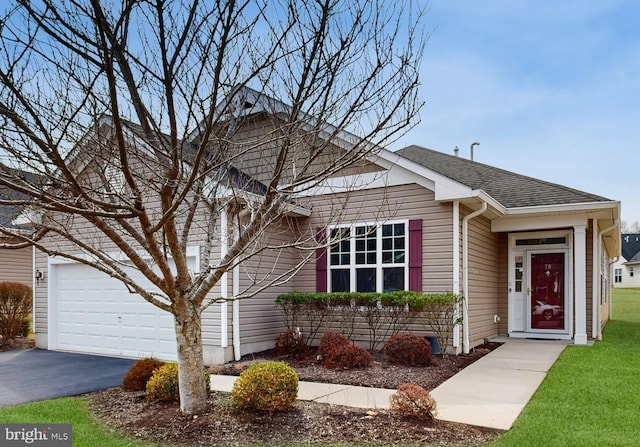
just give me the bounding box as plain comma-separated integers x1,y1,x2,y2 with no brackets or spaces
0,397,160,447
490,288,640,447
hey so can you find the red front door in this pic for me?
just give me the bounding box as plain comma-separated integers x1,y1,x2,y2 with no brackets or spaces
530,252,565,330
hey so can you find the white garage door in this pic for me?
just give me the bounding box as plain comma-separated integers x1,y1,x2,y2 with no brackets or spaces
53,262,178,361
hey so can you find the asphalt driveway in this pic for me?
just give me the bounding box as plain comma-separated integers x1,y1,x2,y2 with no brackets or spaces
0,349,135,408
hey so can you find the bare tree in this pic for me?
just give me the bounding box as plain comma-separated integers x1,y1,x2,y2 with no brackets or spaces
0,0,424,414
621,221,640,233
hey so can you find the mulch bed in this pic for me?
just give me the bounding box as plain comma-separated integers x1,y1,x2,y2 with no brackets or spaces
0,337,35,352
88,343,501,446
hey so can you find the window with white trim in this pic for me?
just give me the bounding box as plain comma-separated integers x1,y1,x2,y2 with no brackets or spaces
614,268,622,283
328,222,407,293
630,267,635,278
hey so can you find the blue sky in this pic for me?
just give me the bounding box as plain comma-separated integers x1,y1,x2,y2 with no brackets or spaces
394,1,640,225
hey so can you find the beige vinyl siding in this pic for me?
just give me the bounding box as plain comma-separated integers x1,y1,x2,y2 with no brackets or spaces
0,246,32,285
236,218,298,346
206,182,457,352
223,114,383,187
202,292,222,346
600,235,611,327
285,183,455,349
497,233,509,335
293,183,454,293
34,249,48,334
465,210,500,346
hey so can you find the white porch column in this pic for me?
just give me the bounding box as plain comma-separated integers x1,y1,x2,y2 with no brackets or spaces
452,201,460,349
574,224,588,345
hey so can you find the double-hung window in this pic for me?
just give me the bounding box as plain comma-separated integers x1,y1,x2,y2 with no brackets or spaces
328,221,407,293
614,268,622,283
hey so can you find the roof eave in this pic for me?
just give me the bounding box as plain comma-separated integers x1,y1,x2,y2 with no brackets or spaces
505,200,620,217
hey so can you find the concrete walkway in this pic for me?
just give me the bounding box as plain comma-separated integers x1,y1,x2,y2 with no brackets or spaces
210,338,565,431
210,374,396,409
430,339,566,430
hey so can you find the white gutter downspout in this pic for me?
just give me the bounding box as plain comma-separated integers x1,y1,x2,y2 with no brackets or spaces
32,246,36,334
232,275,240,360
232,224,241,361
462,201,487,354
595,219,619,340
220,209,228,349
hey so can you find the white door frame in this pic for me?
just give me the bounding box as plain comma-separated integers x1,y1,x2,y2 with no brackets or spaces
508,230,573,340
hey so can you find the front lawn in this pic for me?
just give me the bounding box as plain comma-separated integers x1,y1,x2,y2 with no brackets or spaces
491,288,640,447
0,397,159,447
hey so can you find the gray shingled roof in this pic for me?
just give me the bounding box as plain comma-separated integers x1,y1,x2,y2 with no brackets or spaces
0,167,39,230
621,234,640,262
396,145,612,208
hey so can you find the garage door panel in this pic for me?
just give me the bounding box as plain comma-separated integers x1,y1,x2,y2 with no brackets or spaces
53,262,181,361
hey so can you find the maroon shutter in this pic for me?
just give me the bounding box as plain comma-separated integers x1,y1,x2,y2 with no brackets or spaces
316,228,327,292
408,219,422,292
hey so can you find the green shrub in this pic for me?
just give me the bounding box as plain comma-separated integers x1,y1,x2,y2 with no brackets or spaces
230,361,299,412
123,357,166,391
0,282,33,340
383,334,432,366
145,362,210,403
390,383,436,421
146,363,179,402
418,292,462,357
323,343,371,369
20,317,31,338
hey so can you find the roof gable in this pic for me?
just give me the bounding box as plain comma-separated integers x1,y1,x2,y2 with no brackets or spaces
621,233,640,261
0,166,43,229
396,145,611,209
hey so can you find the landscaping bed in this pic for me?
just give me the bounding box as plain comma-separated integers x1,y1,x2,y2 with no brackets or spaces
0,336,34,352
90,388,496,447
89,344,500,446
211,344,500,390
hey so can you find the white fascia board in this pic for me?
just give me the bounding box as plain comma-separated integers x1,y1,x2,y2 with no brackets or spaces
492,213,590,233
377,151,502,207
295,149,470,198
493,201,620,232
213,184,311,217
293,168,435,197
11,209,42,227
505,200,620,217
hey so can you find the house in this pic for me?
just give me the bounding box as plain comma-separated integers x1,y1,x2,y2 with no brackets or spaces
31,88,621,363
612,234,640,288
0,171,35,287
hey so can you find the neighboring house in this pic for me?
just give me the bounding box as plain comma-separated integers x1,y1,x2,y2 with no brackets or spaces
612,234,640,288
32,88,621,363
0,172,35,287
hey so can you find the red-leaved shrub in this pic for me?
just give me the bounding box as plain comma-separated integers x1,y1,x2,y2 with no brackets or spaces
323,343,371,369
383,334,432,366
274,329,309,358
0,282,32,340
318,331,349,359
390,383,437,421
123,357,166,391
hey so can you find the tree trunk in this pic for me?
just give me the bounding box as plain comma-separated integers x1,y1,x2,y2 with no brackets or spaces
173,297,208,415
